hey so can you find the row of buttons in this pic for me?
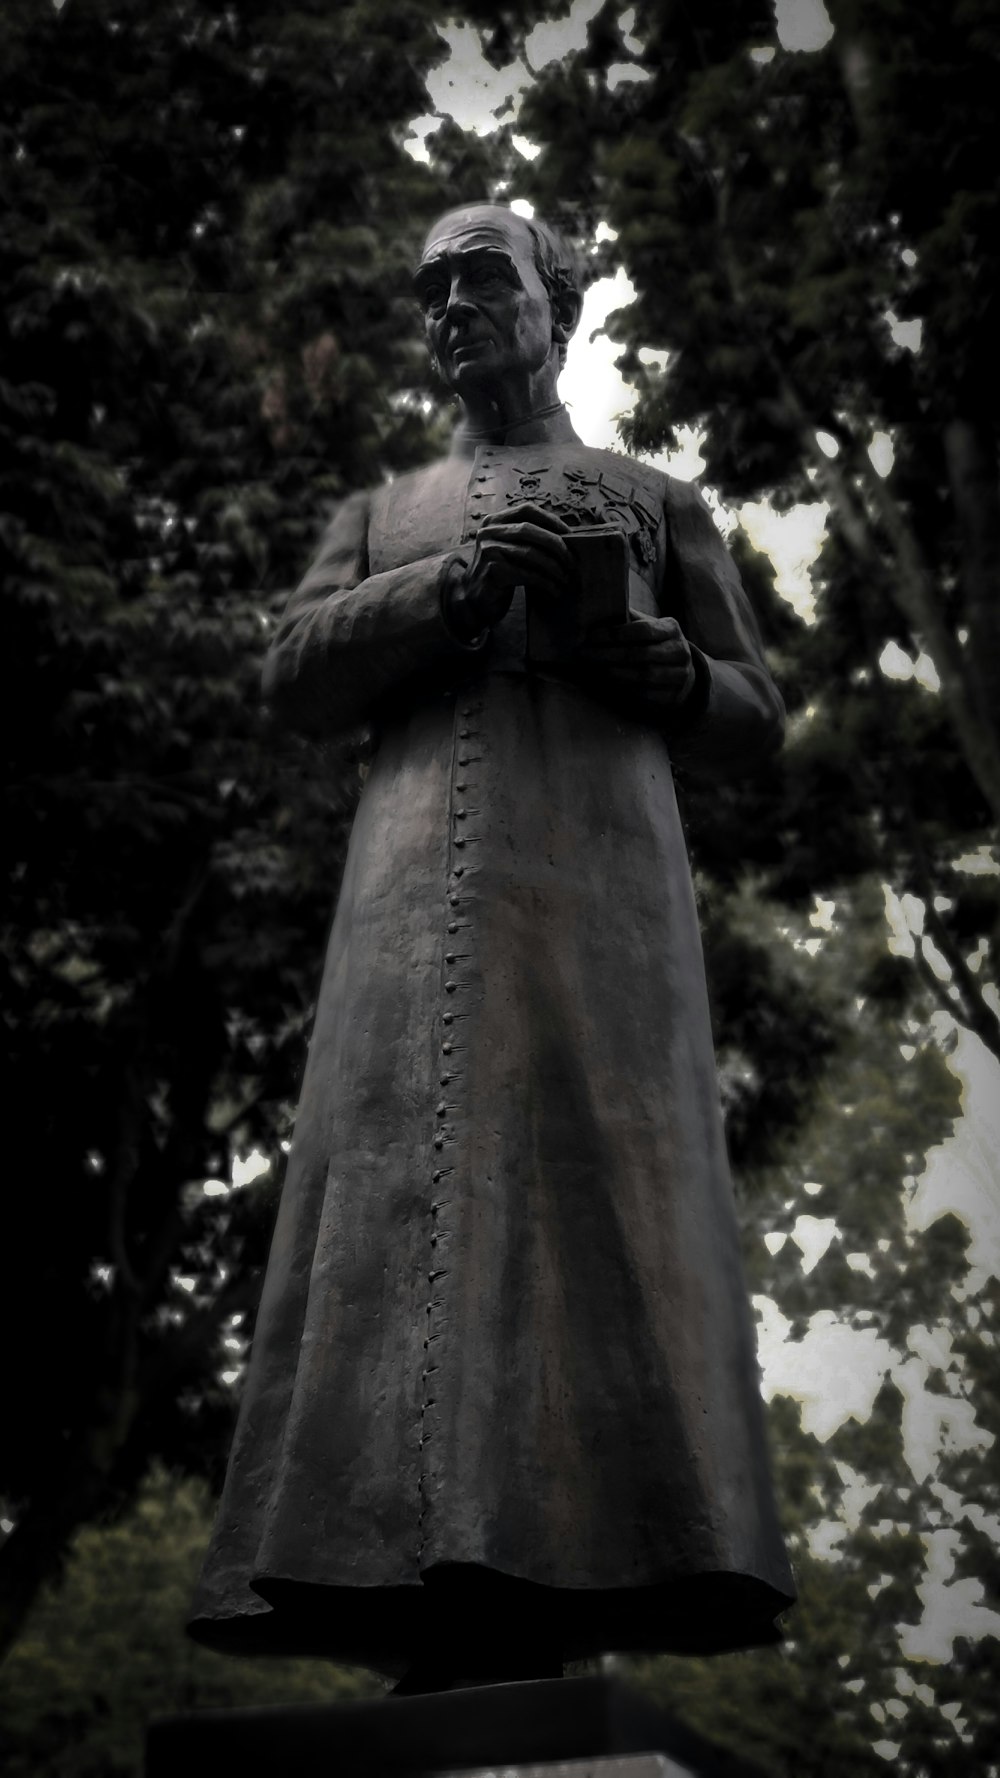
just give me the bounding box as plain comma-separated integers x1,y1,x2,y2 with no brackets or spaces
416,697,485,1558
465,450,498,529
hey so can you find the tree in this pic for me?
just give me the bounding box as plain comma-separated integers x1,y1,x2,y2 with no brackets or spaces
510,0,1000,1061
0,1466,379,1778
1,0,473,1658
4,10,996,1774
625,891,998,1776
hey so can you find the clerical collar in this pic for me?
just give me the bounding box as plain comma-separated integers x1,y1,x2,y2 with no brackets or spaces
450,401,583,458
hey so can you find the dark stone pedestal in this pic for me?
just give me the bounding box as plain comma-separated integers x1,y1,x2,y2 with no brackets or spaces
146,1676,765,1778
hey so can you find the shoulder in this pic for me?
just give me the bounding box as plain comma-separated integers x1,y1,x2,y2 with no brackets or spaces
658,476,734,565
376,455,462,496
569,447,716,534
568,442,668,502
369,455,466,518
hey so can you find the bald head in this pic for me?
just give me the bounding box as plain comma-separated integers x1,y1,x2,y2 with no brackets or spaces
422,204,534,260
422,205,584,310
417,205,583,373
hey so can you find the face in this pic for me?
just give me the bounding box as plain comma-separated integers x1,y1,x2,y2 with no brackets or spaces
414,208,557,395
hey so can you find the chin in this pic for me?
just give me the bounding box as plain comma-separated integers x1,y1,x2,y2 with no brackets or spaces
450,350,498,382
453,373,504,404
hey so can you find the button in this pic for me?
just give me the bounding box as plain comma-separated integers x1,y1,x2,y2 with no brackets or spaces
442,1042,453,1054
455,809,467,819
443,1012,454,1024
449,895,460,907
459,729,470,738
453,867,464,878
445,981,457,993
432,1170,442,1182
434,1136,444,1149
445,952,456,964
447,922,458,934
440,1073,451,1085
436,1103,447,1116
454,837,466,849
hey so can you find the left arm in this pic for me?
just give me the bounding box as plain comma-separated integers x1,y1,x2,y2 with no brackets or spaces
577,478,784,776
660,476,785,775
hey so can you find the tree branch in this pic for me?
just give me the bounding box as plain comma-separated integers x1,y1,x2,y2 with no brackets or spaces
713,171,1000,825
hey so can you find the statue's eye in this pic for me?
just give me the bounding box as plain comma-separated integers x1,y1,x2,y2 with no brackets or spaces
420,284,447,314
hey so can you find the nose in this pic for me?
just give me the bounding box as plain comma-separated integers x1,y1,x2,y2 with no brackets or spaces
443,276,478,328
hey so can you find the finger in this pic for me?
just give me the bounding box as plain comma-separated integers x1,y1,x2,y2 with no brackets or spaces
477,519,574,562
489,501,572,534
586,615,681,646
595,664,693,686
475,536,574,584
575,651,693,682
476,533,571,570
578,640,690,668
581,632,689,653
475,542,573,590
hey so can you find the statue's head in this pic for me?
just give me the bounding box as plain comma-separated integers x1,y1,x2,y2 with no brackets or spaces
414,204,583,398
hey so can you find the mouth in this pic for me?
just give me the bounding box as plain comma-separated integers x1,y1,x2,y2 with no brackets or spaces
449,338,491,363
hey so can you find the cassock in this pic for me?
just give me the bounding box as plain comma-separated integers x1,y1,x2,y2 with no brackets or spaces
189,408,795,1675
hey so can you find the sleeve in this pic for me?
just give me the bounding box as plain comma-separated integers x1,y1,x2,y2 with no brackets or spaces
261,490,482,737
660,477,785,776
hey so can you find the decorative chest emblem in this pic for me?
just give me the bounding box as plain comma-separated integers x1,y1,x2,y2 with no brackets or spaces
504,462,660,570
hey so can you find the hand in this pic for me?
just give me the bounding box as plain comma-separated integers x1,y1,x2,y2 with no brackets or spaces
576,614,700,719
445,502,574,641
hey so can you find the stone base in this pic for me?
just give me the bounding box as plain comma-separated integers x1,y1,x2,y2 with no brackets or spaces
445,1760,684,1778
145,1676,764,1778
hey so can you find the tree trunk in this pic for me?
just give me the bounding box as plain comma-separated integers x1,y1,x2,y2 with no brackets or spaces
943,415,1000,763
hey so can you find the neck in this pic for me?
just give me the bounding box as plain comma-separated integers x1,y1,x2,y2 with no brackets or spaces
450,399,581,458
455,360,563,439
461,396,566,443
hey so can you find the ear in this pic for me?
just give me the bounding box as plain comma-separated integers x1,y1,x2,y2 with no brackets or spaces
551,286,583,348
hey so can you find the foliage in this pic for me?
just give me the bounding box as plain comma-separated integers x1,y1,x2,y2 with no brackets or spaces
510,0,1000,1063
3,3,998,1775
0,1467,379,1778
625,895,999,1776
1,0,463,1657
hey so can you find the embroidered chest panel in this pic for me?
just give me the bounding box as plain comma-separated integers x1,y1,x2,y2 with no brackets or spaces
368,446,667,583
467,446,664,574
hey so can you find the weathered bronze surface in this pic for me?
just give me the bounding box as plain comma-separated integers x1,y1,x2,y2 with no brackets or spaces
189,206,795,1678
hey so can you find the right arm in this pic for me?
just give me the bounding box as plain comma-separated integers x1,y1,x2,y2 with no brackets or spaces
262,490,484,737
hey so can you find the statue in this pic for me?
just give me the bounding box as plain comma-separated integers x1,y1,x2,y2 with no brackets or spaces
189,204,795,1692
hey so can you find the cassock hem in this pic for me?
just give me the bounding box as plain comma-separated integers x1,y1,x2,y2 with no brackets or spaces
188,1564,795,1676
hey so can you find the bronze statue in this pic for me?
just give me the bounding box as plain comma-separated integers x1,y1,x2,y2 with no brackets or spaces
189,204,795,1690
